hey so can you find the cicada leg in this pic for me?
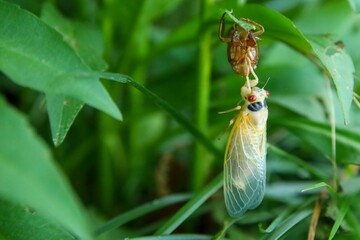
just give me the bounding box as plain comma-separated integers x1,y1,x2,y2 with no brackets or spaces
219,12,232,42
249,63,259,87
244,64,258,92
239,18,265,37
217,105,241,140
218,105,242,114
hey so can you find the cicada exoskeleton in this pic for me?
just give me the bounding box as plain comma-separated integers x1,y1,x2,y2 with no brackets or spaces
219,12,264,88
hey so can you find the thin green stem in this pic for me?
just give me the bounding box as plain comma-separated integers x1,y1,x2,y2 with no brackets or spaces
101,0,115,61
99,72,222,159
115,0,149,201
192,0,214,191
324,77,338,191
97,0,117,213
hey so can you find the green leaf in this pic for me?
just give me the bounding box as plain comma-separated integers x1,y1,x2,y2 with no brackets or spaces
0,96,91,239
0,1,122,145
348,0,360,13
228,4,313,54
41,2,108,71
46,95,83,146
308,36,354,124
294,1,355,35
39,2,111,145
301,182,337,198
0,199,76,240
328,200,349,240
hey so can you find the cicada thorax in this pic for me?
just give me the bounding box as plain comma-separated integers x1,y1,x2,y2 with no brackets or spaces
242,86,269,130
227,26,259,77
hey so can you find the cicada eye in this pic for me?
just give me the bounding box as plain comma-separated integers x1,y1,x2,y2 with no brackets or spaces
248,94,257,102
265,90,270,97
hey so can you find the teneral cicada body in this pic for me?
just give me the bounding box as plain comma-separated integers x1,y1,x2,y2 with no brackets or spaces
219,12,264,81
224,86,269,217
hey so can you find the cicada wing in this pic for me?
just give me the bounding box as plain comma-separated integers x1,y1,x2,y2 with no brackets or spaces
224,113,267,217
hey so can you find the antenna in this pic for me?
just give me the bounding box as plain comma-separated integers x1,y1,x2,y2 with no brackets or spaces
262,77,271,89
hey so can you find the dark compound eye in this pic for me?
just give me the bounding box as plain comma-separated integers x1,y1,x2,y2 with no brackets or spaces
247,101,263,111
248,94,257,102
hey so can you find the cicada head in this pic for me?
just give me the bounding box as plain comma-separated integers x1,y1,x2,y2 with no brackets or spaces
243,87,267,104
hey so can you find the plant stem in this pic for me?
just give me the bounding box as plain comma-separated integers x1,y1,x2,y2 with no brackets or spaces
192,0,214,191
324,76,338,191
97,0,117,213
117,0,149,202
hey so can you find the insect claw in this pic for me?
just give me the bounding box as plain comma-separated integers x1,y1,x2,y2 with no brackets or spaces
225,9,233,15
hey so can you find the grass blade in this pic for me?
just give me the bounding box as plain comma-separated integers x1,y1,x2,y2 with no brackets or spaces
94,194,191,237
263,209,312,240
328,200,349,240
267,144,327,180
126,234,211,240
301,182,337,199
155,173,223,235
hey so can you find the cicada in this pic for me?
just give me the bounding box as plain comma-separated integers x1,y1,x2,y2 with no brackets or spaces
224,86,269,217
219,12,264,86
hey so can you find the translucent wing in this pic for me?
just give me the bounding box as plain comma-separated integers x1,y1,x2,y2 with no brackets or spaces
224,110,267,217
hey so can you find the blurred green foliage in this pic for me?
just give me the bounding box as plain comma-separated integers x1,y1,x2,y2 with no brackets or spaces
0,0,360,239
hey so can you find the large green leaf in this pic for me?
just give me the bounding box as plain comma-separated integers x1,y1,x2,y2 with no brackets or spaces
0,1,121,145
40,2,109,145
40,2,107,72
348,0,360,12
0,199,76,240
214,4,313,53
308,36,354,124
0,96,92,239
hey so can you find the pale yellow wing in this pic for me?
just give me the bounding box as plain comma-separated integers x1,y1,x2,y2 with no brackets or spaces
224,111,267,217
